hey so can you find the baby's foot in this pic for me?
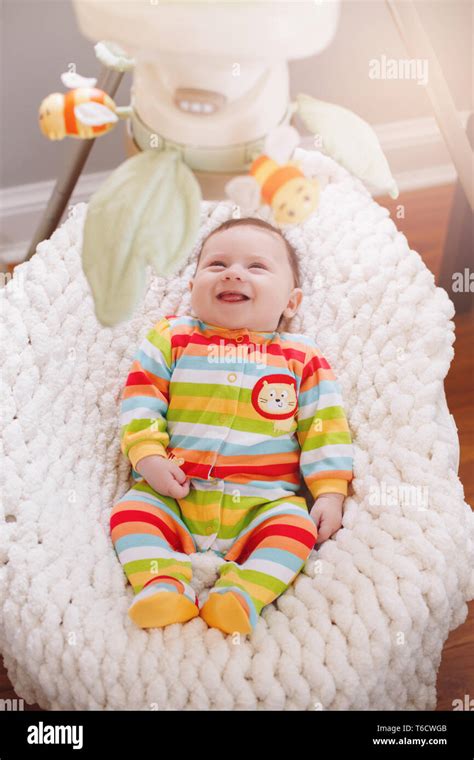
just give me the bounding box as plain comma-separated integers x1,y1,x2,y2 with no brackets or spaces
199,589,253,634
128,583,199,629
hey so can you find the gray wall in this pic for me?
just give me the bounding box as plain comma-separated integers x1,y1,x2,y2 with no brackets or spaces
0,0,132,188
1,0,472,189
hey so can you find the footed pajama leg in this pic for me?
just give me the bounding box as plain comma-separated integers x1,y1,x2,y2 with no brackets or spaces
110,480,199,628
200,498,318,634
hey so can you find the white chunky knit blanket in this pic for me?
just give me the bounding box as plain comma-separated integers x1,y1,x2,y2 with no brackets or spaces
1,148,473,711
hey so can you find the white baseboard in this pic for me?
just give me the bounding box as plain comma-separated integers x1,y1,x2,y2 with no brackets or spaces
0,171,111,265
1,111,470,266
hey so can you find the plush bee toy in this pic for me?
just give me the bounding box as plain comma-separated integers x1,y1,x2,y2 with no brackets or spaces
225,125,325,226
39,71,132,140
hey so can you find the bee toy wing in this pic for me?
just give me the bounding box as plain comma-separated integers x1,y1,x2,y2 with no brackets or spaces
61,72,98,89
225,176,261,214
264,125,301,164
75,102,119,126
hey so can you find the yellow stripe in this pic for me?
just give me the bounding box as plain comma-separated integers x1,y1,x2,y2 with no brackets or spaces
219,570,275,604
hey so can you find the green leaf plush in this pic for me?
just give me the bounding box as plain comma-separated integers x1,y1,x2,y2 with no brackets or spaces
82,149,202,327
296,93,399,200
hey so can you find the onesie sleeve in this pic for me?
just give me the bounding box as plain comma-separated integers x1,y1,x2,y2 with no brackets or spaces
296,341,354,499
119,317,173,470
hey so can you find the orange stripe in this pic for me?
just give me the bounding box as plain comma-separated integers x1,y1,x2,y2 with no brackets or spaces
111,521,165,542
229,590,252,618
168,447,301,469
309,470,352,481
261,165,302,204
64,91,77,134
122,382,168,399
250,155,268,173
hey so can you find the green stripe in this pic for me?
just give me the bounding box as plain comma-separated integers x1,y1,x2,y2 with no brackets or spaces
166,408,295,437
186,488,273,509
185,512,254,538
146,324,172,367
297,406,347,432
121,419,167,435
303,431,352,448
170,382,240,400
130,482,181,515
124,559,192,576
217,566,287,594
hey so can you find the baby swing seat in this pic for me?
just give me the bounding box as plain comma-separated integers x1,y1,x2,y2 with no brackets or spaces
1,149,473,710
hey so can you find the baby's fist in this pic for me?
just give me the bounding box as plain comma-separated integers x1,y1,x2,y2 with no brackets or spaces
135,455,190,499
309,493,344,549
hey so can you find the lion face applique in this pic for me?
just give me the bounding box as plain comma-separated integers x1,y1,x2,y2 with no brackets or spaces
251,374,297,434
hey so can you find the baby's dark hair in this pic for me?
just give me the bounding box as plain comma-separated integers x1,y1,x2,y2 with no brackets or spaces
193,217,301,330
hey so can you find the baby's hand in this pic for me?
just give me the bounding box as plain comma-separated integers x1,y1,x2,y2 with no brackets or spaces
135,455,190,499
309,493,344,549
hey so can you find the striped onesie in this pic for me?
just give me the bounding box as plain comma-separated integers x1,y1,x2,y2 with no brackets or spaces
110,315,354,633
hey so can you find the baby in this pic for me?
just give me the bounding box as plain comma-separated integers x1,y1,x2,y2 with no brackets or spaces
111,216,354,636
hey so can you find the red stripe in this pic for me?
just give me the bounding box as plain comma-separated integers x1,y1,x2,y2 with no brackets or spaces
142,575,183,590
110,509,182,550
171,331,306,363
126,371,153,387
301,354,330,384
236,523,316,564
172,333,246,348
179,462,212,479
180,461,300,479
267,344,305,362
213,462,299,477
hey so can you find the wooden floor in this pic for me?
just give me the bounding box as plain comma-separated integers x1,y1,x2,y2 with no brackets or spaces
1,183,472,711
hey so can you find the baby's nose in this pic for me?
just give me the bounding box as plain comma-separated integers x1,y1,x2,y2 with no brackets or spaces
224,267,244,278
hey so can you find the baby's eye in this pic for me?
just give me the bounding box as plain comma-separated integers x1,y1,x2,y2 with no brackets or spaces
249,262,267,269
207,260,226,267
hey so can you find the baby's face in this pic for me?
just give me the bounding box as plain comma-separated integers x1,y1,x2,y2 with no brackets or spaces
188,226,303,332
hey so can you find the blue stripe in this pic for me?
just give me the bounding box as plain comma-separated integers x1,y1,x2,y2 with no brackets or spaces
243,480,300,493
167,434,299,456
169,355,294,379
135,349,170,381
167,315,195,330
121,396,168,415
248,547,305,572
299,382,342,408
115,534,176,553
301,456,353,473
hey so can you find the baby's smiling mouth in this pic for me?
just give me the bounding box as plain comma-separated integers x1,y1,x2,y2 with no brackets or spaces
217,291,250,303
